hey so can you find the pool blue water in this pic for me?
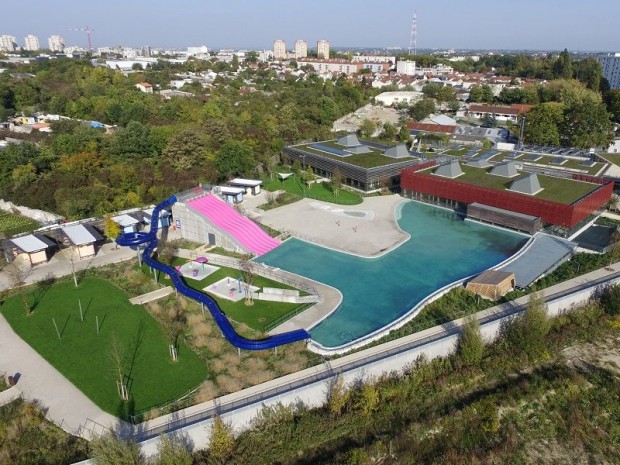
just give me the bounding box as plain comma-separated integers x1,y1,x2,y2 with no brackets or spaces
256,201,528,348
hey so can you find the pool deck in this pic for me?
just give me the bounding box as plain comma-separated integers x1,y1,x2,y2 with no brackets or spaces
173,248,343,335
255,194,410,258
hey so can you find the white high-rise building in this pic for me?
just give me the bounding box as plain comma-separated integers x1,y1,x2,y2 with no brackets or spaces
24,34,40,51
294,40,307,59
317,39,330,59
598,53,620,90
396,60,416,75
273,39,286,60
0,35,17,52
48,35,65,52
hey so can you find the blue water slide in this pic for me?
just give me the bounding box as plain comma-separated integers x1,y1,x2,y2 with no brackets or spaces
116,195,310,350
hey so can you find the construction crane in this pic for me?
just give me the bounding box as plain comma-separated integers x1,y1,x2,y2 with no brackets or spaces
70,26,95,50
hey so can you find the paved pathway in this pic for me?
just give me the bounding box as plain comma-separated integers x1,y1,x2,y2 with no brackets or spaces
0,241,137,292
0,313,127,438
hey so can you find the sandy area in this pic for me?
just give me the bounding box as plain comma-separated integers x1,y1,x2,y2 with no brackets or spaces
257,194,410,257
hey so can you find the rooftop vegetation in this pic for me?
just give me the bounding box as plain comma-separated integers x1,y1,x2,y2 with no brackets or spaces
421,163,599,204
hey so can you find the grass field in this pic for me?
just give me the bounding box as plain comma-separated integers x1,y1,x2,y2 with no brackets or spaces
147,258,309,333
0,278,208,419
421,164,599,204
263,175,362,205
0,212,41,237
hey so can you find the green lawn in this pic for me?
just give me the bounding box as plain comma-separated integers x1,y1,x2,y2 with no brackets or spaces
263,176,362,205
0,278,208,420
421,164,599,204
148,259,309,333
0,212,41,237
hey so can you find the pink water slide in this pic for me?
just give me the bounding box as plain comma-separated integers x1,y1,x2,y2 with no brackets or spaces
187,195,280,256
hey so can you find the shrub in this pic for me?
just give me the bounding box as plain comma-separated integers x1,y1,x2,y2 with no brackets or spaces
457,317,485,367
500,293,551,359
596,283,620,316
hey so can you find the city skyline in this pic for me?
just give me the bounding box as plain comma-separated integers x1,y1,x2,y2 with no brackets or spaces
1,0,620,51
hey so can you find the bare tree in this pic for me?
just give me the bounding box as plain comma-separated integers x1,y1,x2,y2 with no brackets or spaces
331,167,343,198
239,256,256,306
266,191,280,208
161,301,186,362
5,260,32,313
109,334,128,400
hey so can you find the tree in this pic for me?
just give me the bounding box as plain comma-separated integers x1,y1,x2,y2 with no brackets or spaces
381,122,398,141
355,379,379,416
152,434,193,465
398,125,411,142
11,163,37,188
109,334,128,400
359,119,376,138
524,103,564,146
161,301,186,362
326,374,350,417
214,140,255,178
5,261,31,313
90,431,144,465
331,166,343,198
305,165,314,187
231,54,239,72
239,256,256,306
481,114,498,128
104,215,121,241
605,89,620,121
163,128,209,171
595,282,620,316
110,121,154,159
156,243,176,266
409,98,435,121
207,416,234,465
574,56,602,91
457,317,485,367
469,84,494,103
422,82,442,99
553,48,573,79
561,98,613,149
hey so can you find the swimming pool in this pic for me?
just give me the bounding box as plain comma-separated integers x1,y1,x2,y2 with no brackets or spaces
256,201,528,348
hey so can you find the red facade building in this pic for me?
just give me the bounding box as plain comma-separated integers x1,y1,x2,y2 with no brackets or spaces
401,166,613,231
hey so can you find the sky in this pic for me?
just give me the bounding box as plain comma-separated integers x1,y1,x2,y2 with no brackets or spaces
2,0,620,52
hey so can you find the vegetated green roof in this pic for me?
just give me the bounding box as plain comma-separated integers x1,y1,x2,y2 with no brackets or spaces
420,164,599,204
294,140,417,168
489,152,605,176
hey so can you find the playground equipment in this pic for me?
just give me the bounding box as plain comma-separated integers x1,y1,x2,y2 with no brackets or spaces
116,195,310,350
